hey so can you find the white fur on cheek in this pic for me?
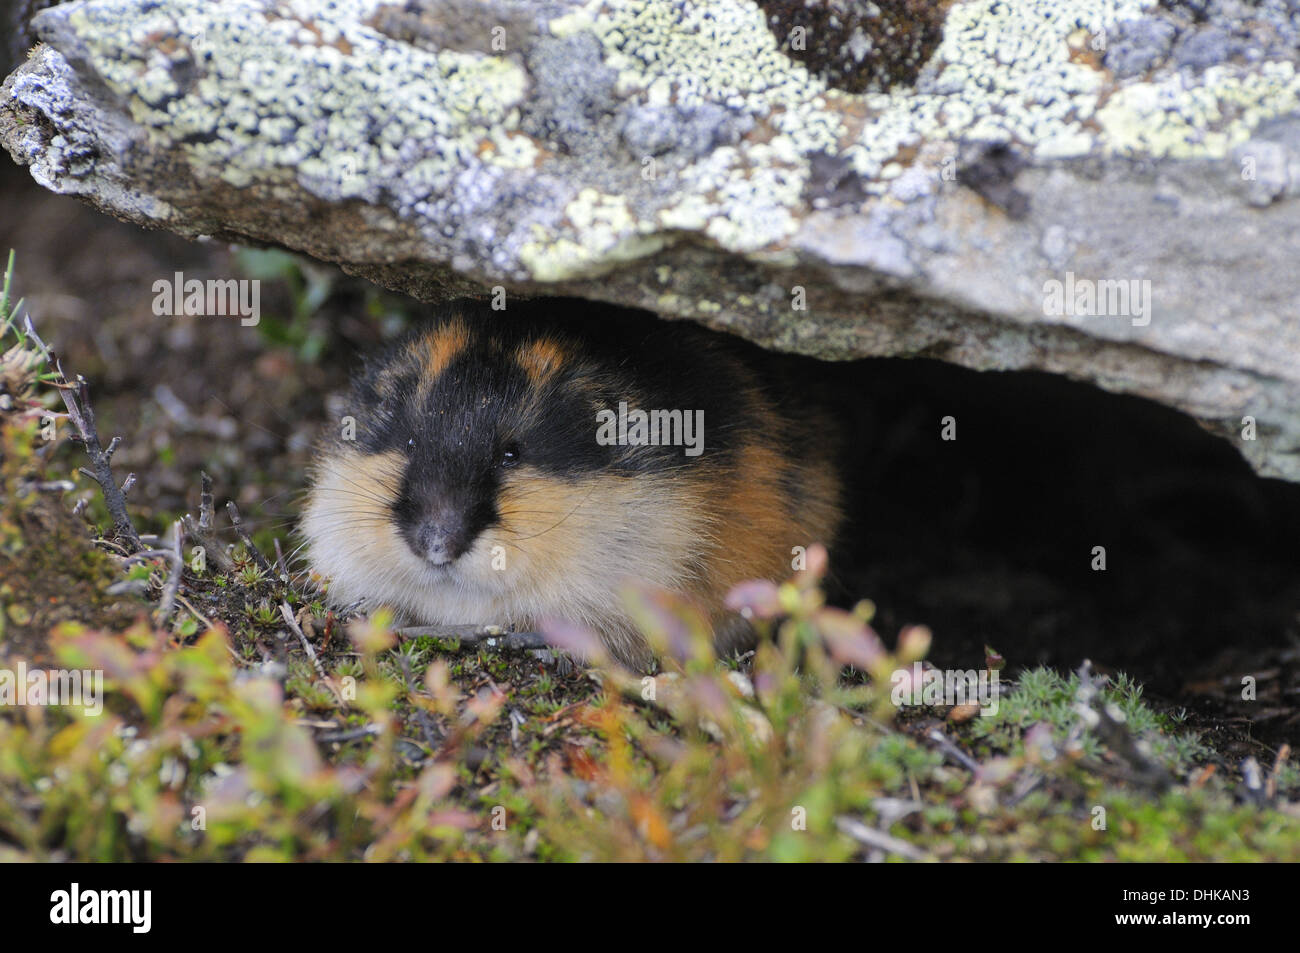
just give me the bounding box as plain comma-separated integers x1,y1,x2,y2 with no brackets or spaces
300,451,712,668
301,449,525,627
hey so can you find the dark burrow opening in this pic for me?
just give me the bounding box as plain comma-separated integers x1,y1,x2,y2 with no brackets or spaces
825,355,1300,747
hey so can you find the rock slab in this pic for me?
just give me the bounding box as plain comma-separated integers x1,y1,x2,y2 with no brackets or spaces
3,0,1300,479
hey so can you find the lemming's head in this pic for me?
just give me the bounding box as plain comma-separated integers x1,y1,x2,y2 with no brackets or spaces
354,313,618,566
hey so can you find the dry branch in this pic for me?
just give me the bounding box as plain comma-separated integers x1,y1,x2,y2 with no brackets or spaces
51,356,141,551
397,625,551,652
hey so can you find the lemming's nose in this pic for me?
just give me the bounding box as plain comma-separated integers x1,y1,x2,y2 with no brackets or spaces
416,511,469,566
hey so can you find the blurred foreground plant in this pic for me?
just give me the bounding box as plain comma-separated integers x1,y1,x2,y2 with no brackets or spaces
0,615,495,861
514,544,941,861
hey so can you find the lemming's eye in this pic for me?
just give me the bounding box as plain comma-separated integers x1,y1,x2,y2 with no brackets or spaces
499,443,520,468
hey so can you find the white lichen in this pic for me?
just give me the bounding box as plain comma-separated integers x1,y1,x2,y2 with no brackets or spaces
13,0,1300,284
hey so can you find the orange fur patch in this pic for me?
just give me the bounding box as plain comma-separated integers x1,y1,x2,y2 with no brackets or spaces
515,336,567,386
418,319,470,381
702,443,841,603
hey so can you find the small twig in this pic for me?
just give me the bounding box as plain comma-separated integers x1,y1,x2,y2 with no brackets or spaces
397,624,498,640
54,363,141,551
482,632,550,651
16,478,75,496
1191,764,1217,789
315,724,382,744
181,510,236,574
834,816,927,861
1071,660,1171,792
122,549,179,565
925,727,981,773
22,315,50,360
198,471,215,531
396,624,551,652
397,653,442,750
1266,744,1291,803
273,537,290,583
92,537,133,556
154,520,185,625
1005,769,1046,807
279,601,348,707
174,592,213,632
228,500,276,577
280,601,327,681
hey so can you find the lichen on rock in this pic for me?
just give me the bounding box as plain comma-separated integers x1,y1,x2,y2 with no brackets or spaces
2,0,1300,482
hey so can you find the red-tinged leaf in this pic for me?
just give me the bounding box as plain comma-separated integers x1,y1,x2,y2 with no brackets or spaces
538,616,609,664
426,810,479,831
687,673,732,723
815,607,886,670
418,762,457,801
563,742,604,782
629,794,672,850
621,582,711,664
348,611,396,655
202,765,254,824
897,625,932,662
465,686,505,726
570,703,613,731
793,542,830,588
725,579,783,620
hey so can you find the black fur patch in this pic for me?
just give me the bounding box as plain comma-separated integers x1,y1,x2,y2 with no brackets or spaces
340,299,775,551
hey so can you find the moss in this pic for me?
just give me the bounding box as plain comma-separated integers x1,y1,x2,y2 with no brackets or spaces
0,422,144,665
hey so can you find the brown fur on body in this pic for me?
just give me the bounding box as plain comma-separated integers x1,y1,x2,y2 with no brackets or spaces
301,300,843,671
